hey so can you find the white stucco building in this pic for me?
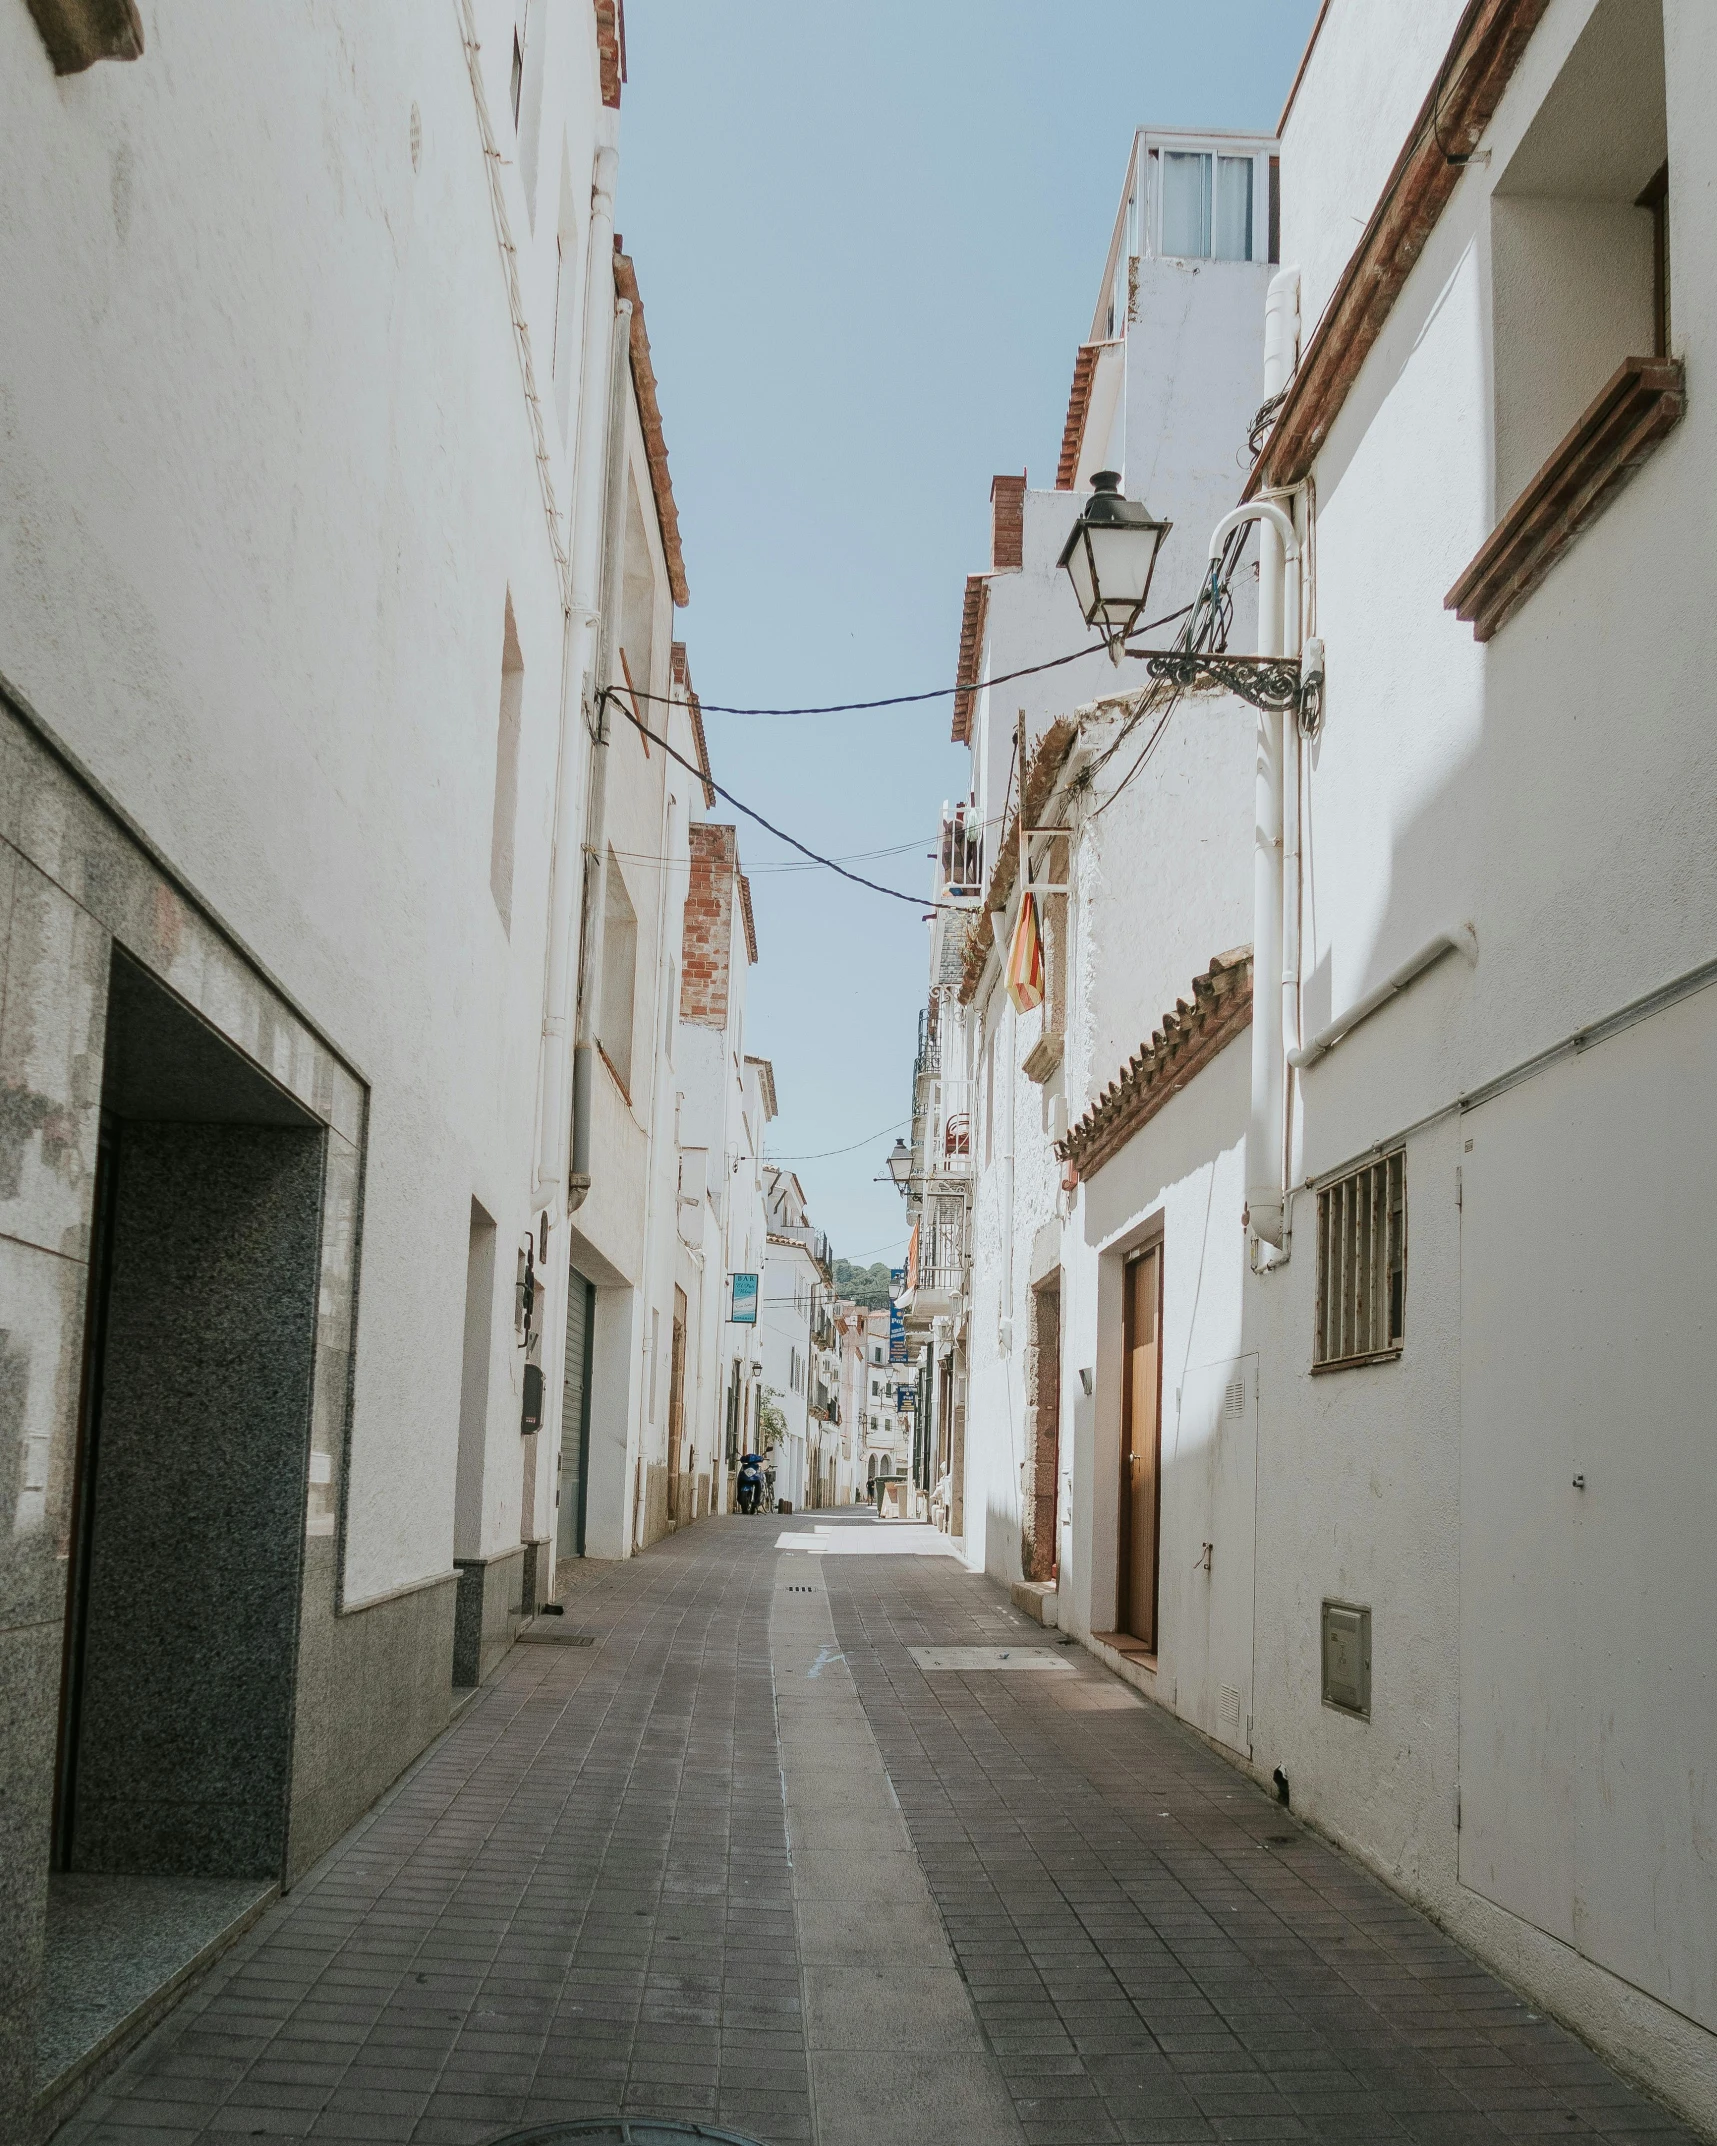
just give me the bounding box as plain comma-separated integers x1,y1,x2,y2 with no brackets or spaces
0,2,775,2129
904,120,1274,1587
907,7,1717,2128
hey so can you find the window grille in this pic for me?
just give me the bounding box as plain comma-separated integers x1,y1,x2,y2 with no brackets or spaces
1313,1151,1405,1369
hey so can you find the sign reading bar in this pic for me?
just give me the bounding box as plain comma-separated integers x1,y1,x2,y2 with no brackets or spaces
728,1272,759,1326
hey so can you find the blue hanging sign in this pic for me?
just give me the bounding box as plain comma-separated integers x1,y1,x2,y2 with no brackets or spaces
729,1272,759,1326
888,1277,908,1365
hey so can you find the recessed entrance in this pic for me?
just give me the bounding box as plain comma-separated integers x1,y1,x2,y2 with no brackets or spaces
559,1267,596,1558
1116,1242,1162,1650
43,947,325,2089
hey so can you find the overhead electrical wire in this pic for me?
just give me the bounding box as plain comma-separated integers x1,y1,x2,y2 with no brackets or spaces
604,836,934,878
602,689,940,907
589,565,1243,908
619,605,1194,717
767,1118,909,1162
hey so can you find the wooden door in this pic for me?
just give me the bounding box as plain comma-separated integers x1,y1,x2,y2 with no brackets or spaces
1118,1246,1162,1648
666,1285,688,1520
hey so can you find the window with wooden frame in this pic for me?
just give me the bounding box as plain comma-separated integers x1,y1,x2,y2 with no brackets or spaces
1313,1152,1405,1371
1449,0,1678,642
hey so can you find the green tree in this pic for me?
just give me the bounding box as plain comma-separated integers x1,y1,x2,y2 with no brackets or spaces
833,1258,893,1310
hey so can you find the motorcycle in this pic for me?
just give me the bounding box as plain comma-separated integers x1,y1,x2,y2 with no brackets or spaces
736,1452,767,1515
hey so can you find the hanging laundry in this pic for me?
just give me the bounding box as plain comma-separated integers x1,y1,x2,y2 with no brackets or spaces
1006,889,1045,1013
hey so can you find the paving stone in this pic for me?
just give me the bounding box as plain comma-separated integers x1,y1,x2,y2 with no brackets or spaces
52,1519,1701,2146
818,1551,1698,2146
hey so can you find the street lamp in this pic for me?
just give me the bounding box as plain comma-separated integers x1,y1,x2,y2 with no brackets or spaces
884,1138,913,1194
1057,470,1172,664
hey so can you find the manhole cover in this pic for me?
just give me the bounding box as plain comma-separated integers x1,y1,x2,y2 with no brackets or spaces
487,2125,767,2146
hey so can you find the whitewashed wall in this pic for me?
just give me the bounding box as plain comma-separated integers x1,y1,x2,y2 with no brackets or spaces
0,0,611,1605
1249,0,1717,2121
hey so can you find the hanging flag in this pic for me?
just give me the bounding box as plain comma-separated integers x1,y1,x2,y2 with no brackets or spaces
1005,890,1045,1013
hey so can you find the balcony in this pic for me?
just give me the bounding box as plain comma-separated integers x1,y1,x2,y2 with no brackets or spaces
939,804,984,906
920,1077,973,1182
768,1223,832,1281
898,1189,968,1325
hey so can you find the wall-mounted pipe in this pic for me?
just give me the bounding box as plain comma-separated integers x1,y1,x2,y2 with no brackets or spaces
1205,496,1299,1252
567,294,636,1211
534,137,619,1213
1212,266,1302,1255
1289,927,1478,1069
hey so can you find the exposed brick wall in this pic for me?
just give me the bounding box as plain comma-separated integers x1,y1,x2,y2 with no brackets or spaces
595,0,625,108
990,473,1026,571
681,823,737,1026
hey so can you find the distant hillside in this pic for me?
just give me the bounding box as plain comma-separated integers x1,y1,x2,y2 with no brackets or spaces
834,1258,893,1310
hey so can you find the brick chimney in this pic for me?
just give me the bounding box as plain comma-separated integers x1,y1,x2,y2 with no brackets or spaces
990,472,1026,572
681,825,738,1026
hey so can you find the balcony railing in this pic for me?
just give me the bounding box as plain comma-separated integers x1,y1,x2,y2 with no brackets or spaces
904,1188,968,1314
939,804,984,904
919,1077,973,1180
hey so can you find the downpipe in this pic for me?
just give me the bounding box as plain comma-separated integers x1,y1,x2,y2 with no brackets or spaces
1213,265,1303,1264
567,294,635,1211
535,136,619,1215
1207,493,1299,1259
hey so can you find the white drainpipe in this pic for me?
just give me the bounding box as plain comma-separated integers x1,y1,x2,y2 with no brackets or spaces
1204,266,1302,1257
535,135,620,1212
567,295,635,1210
1207,493,1298,1255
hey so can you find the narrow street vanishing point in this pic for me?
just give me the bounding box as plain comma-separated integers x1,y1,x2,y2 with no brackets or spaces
59,1519,1695,2146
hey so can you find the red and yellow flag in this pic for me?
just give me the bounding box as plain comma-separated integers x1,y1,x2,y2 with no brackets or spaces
1005,891,1045,1014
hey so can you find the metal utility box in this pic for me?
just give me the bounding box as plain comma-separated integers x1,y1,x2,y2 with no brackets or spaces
1321,1600,1371,1718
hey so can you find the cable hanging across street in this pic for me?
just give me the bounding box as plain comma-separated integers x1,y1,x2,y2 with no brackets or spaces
615,604,1195,716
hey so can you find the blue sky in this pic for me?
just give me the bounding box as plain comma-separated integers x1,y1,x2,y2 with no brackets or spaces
616,0,1320,1270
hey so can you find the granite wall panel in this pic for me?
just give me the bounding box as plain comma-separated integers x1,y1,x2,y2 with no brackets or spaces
451,1543,527,1687
0,1619,59,2122
0,850,108,1266
68,1122,324,1878
286,1541,457,1882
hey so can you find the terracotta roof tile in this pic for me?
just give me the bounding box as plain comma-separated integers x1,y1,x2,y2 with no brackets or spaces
951,575,989,746
737,871,758,966
671,643,716,806
1252,0,1552,496
612,245,688,606
1060,950,1253,1178
957,715,1080,1007
1056,344,1101,491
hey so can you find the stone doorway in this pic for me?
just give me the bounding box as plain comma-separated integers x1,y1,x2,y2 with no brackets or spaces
43,948,325,2094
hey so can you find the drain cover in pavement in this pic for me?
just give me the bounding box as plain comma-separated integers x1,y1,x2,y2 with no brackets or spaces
514,1624,595,1645
909,1645,1074,1671
486,2125,766,2145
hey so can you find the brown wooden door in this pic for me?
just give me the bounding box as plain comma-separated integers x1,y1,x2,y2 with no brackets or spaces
1118,1246,1162,1648
666,1286,687,1520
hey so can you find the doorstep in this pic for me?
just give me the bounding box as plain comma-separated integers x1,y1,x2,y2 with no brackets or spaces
33,1873,277,2121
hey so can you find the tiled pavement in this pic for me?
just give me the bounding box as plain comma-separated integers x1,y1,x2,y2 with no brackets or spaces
59,1516,1694,2146
821,1553,1694,2146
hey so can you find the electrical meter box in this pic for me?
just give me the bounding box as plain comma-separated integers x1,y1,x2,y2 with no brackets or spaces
1321,1600,1371,1718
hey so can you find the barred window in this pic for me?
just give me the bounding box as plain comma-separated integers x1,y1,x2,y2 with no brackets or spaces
1313,1151,1405,1370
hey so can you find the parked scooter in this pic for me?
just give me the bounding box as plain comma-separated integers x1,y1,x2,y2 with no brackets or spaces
736,1452,768,1515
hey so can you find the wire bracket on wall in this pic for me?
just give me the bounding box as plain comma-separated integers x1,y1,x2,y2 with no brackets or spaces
1130,649,1304,714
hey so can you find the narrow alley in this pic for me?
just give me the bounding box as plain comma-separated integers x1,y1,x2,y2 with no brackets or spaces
61,1519,1691,2146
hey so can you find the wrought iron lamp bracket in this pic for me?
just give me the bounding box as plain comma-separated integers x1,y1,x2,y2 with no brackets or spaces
1129,648,1305,713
